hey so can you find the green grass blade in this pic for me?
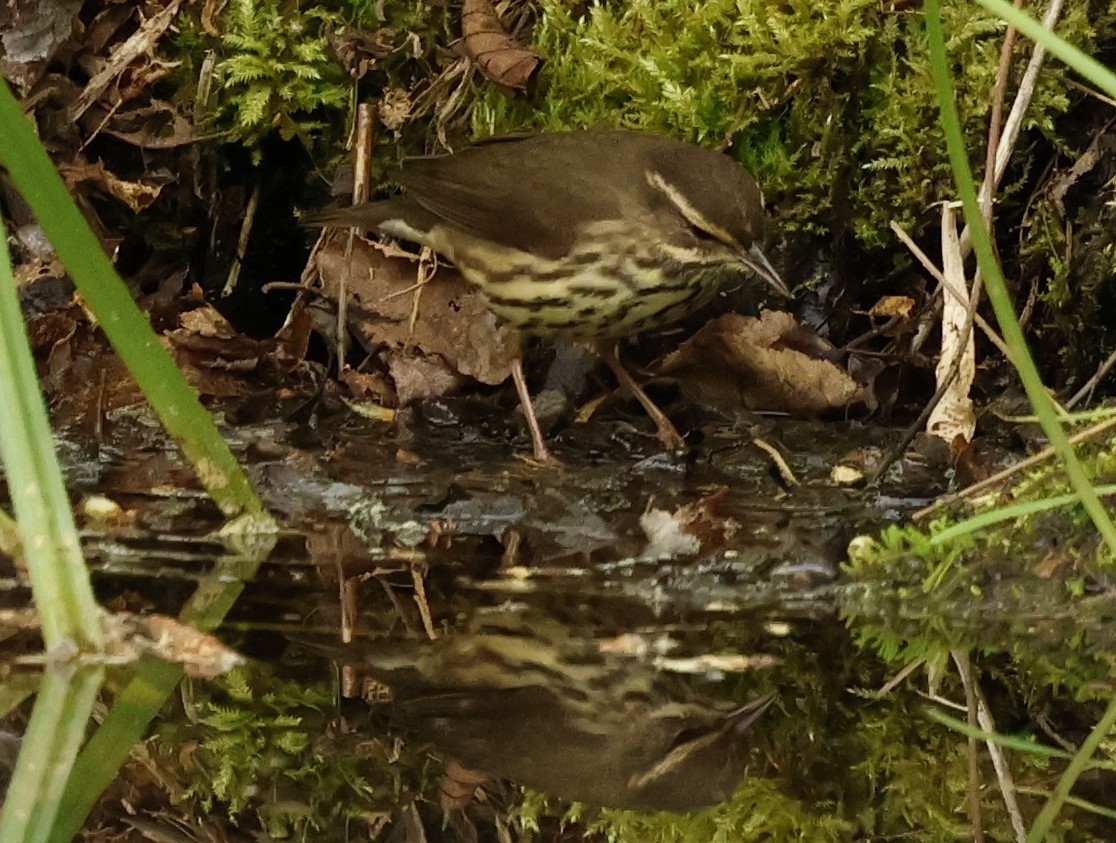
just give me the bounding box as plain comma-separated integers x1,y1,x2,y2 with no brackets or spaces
0,216,101,648
0,78,264,519
923,0,1116,556
0,666,104,843
974,0,1116,98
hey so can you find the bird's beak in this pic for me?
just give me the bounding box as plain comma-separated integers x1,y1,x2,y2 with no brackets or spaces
728,690,778,735
740,244,791,298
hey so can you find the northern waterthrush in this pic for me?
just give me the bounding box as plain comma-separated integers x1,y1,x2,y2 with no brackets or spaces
307,130,788,459
321,614,777,812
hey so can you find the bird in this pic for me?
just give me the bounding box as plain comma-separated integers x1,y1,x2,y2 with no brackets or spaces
309,614,778,812
305,129,788,460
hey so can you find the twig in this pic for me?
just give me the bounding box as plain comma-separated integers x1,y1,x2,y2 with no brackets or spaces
1066,345,1116,409
411,564,438,641
958,653,1028,842
338,103,378,374
876,657,925,698
751,436,799,487
982,0,1026,219
220,179,261,297
952,651,986,843
406,248,438,341
913,413,1116,519
890,221,1012,360
339,573,357,697
970,0,1066,242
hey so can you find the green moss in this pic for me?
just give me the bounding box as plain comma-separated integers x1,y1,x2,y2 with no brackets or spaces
838,431,1116,838
155,665,432,839
214,0,351,153
346,0,436,30
470,0,1087,257
583,778,856,842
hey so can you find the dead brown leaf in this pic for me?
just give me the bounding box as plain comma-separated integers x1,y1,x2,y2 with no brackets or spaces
640,486,738,560
867,295,916,319
339,367,395,404
316,235,518,393
26,311,78,353
659,311,863,415
162,302,316,399
131,614,245,678
326,26,398,81
460,0,541,90
387,351,466,404
1032,551,1074,579
100,100,205,149
58,158,164,212
177,304,237,338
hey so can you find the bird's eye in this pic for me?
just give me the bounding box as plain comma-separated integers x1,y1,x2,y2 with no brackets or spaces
646,171,742,250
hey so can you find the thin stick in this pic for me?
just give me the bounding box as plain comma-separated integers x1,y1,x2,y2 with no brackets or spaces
338,103,377,374
952,651,986,843
982,0,1026,219
411,563,438,641
953,652,1027,842
751,436,799,487
889,221,1011,360
1066,345,1116,409
220,180,260,297
913,413,1116,519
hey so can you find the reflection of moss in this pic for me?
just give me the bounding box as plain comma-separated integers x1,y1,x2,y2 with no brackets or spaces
472,0,1084,256
839,434,1116,840
155,666,435,840
582,778,856,842
845,510,1116,690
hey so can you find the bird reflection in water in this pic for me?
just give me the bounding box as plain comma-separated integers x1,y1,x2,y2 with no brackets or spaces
325,612,777,813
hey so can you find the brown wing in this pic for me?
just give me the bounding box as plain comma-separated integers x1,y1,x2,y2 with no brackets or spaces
399,132,641,260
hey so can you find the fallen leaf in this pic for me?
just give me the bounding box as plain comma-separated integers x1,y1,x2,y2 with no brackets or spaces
138,615,245,678
659,311,863,415
460,0,541,90
640,509,701,560
387,351,465,404
640,487,738,560
58,158,164,212
867,295,916,318
316,236,519,390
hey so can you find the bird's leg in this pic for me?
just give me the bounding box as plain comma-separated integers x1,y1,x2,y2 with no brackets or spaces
510,357,553,461
594,340,686,451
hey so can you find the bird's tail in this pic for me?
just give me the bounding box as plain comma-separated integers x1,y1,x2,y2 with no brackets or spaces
300,201,397,230
300,197,439,246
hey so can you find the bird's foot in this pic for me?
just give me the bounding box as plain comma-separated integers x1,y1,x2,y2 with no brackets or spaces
510,357,561,465
515,449,562,468
594,341,689,454
653,417,687,452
